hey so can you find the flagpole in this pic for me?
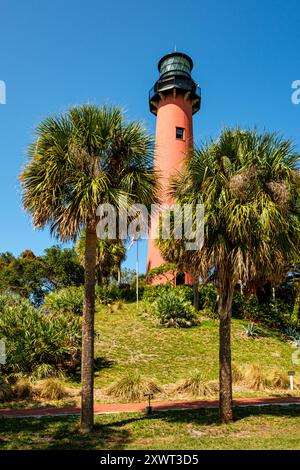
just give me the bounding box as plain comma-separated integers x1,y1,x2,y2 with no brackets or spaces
136,237,139,307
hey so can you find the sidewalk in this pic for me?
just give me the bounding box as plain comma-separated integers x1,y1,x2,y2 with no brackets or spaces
1,396,300,418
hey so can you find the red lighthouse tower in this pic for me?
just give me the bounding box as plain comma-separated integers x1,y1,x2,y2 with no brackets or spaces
146,52,201,285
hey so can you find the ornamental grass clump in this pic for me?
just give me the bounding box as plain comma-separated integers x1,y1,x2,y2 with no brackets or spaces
0,378,14,402
244,364,272,391
107,372,161,402
37,378,68,400
14,378,33,400
269,368,290,389
175,371,218,397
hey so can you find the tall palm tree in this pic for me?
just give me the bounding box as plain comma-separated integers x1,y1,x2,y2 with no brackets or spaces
76,229,126,285
172,128,300,423
20,104,158,433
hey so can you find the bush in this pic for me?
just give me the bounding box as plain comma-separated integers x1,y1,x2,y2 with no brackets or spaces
118,283,140,302
232,294,298,329
0,294,81,376
37,378,68,400
44,286,83,315
198,284,218,314
142,284,172,303
107,372,161,402
95,284,121,305
31,363,65,380
153,290,198,328
143,284,193,304
175,371,218,397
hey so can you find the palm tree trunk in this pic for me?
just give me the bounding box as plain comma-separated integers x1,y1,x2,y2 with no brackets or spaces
218,277,234,424
80,223,97,433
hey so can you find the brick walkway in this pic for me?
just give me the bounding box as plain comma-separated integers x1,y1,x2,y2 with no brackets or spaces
1,396,300,418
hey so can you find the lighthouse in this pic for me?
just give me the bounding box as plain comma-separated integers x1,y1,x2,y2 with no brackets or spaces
146,52,201,285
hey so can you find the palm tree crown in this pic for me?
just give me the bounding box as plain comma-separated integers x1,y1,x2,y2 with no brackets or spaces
20,104,157,240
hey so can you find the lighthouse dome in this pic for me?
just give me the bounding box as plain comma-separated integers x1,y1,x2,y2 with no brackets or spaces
158,52,193,79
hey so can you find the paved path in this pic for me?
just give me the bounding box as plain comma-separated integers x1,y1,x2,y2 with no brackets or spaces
1,396,300,418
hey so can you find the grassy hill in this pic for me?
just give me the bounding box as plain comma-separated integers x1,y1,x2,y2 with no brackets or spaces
86,301,299,402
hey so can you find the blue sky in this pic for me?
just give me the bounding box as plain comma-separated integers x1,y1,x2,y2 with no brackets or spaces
1,0,300,272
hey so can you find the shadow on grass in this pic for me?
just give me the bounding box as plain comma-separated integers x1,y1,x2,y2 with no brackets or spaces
0,415,131,450
1,405,299,450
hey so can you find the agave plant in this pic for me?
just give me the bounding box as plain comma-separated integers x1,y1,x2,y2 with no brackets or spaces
284,325,300,341
243,323,259,338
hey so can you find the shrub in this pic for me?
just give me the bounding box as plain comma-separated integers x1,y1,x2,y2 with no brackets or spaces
14,378,33,400
175,371,218,397
0,377,14,402
38,378,68,400
0,294,81,376
153,290,198,328
142,284,172,303
118,283,139,302
31,363,65,380
95,284,120,305
44,286,83,315
107,372,161,402
232,294,298,329
198,284,218,314
174,285,194,303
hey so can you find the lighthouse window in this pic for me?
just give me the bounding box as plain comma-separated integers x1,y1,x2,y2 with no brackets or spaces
176,127,185,140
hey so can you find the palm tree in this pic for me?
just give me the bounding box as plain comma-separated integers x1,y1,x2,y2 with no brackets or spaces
76,229,126,285
20,104,158,433
172,128,300,423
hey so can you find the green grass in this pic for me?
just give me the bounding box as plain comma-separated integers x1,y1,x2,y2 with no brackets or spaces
91,302,299,396
1,406,300,450
1,301,299,408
